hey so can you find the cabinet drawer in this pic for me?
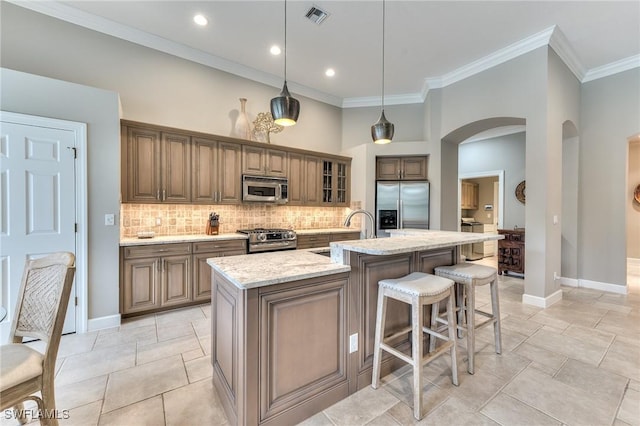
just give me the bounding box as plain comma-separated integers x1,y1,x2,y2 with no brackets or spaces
297,234,330,249
193,239,247,254
124,243,192,259
330,232,361,242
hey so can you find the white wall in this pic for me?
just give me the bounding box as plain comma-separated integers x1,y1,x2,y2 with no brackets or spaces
581,68,640,286
1,68,121,321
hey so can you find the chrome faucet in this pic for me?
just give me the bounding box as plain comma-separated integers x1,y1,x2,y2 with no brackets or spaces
343,209,376,239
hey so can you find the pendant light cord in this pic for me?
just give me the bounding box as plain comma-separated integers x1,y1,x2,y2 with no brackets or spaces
284,0,288,83
381,0,385,111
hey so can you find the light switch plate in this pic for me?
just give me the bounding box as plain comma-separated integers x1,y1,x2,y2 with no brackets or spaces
104,214,115,226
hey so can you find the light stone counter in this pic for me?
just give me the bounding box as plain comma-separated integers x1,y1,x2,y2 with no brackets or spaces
207,250,350,290
330,229,503,263
120,233,247,246
295,228,360,235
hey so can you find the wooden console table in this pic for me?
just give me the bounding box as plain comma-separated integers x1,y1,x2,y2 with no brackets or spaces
497,229,525,276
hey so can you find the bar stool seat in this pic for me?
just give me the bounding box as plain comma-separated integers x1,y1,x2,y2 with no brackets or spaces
371,272,459,420
433,263,502,374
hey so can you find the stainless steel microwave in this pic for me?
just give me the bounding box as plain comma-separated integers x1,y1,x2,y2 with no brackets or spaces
242,175,288,204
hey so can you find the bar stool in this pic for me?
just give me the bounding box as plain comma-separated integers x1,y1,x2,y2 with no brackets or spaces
433,263,502,374
371,272,459,420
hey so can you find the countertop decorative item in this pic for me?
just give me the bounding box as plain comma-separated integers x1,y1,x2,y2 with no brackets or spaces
634,184,640,204
234,98,252,140
206,212,220,235
515,180,526,204
252,112,283,143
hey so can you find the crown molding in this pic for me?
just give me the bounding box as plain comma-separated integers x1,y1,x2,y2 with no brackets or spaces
582,54,640,83
548,25,585,80
342,93,424,108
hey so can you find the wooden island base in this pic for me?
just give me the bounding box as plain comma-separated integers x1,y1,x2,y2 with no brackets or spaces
211,246,458,425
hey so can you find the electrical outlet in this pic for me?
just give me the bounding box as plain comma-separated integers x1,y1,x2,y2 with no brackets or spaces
104,214,115,226
349,333,358,353
156,217,162,226
553,271,560,281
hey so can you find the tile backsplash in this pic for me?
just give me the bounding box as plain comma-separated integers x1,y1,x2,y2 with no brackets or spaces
120,202,362,238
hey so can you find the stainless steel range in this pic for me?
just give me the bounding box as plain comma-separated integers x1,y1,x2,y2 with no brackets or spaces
237,228,297,253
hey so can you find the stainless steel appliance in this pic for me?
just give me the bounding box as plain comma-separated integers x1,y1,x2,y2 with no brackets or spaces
242,175,288,204
376,181,430,237
461,218,483,260
237,228,297,253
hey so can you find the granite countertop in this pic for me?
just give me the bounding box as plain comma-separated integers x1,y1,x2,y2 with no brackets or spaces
295,228,361,235
330,229,504,262
207,250,350,290
120,233,247,246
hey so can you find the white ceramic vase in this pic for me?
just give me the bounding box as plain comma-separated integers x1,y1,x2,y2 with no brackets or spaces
234,98,252,140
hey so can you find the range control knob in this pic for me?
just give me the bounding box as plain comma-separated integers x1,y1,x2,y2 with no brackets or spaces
284,231,296,240
256,232,266,242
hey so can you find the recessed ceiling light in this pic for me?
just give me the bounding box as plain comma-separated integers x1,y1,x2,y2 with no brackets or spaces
193,14,208,26
325,68,336,77
270,45,282,55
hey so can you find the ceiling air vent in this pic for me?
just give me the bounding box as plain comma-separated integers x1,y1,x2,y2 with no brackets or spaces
305,6,330,25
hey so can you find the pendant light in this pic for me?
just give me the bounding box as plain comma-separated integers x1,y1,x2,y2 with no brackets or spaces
371,0,394,144
270,0,300,127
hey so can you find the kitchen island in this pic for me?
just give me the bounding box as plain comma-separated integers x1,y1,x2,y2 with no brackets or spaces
207,230,502,425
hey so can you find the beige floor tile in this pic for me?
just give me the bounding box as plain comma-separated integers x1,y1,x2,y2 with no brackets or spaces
185,354,213,383
503,366,619,425
155,306,205,327
382,370,451,417
136,334,201,365
474,325,528,353
192,317,211,338
562,323,615,348
481,392,561,425
56,332,98,358
119,314,156,330
60,400,102,426
55,343,137,387
98,396,164,426
420,396,498,425
93,324,157,349
199,304,211,319
163,378,229,426
600,338,640,382
554,359,628,405
297,411,335,426
526,328,608,365
102,354,188,413
199,335,212,355
182,347,205,362
617,387,640,426
324,386,399,426
55,375,107,411
365,412,402,425
469,350,531,381
513,342,568,373
500,315,543,336
431,367,508,411
156,320,195,342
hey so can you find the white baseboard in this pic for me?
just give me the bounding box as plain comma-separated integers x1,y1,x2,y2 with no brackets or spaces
522,289,563,308
578,278,627,295
87,314,121,332
559,277,579,287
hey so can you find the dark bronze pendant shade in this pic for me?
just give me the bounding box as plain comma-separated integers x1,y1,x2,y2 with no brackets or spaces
371,109,394,144
271,81,300,127
270,0,299,127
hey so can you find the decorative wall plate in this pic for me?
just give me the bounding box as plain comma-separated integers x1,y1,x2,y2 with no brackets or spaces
515,180,526,204
634,184,640,204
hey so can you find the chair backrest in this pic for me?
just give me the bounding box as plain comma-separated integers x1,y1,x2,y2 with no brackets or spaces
10,252,76,349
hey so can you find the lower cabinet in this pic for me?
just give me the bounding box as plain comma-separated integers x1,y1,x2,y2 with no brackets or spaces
121,239,246,316
296,231,361,249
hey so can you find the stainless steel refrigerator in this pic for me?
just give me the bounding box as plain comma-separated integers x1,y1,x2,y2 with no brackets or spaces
376,181,430,237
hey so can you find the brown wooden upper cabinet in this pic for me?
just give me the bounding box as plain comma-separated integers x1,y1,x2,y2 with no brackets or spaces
321,159,350,206
376,156,428,180
192,137,242,204
241,145,288,177
288,153,322,205
460,181,479,210
122,124,191,203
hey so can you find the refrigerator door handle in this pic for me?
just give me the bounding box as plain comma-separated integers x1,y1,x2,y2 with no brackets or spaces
399,200,403,229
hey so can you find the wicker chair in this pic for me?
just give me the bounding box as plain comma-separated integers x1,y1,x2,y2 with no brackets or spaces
0,252,75,426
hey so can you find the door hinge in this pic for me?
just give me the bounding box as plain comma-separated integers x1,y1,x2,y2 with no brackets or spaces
75,223,78,232
75,296,78,306
67,146,77,159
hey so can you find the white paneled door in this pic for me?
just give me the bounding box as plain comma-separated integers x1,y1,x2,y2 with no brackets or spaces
1,118,78,339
